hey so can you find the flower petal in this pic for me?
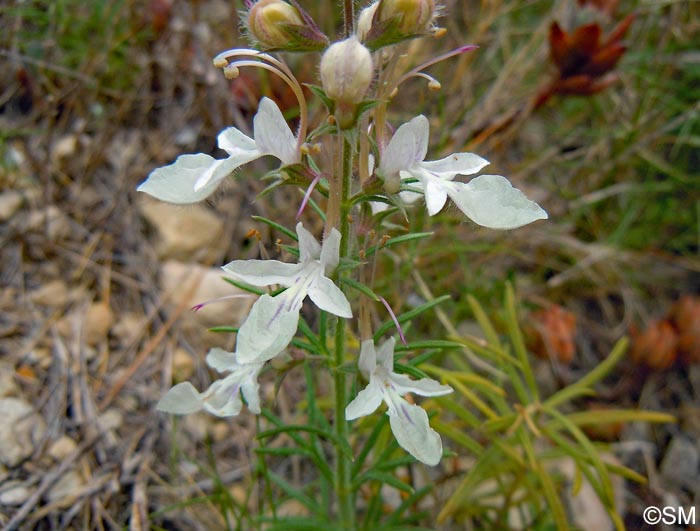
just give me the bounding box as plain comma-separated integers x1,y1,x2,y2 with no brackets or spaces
447,175,548,229
222,259,300,287
296,222,321,263
193,151,262,192
307,275,352,318
201,377,244,417
138,154,225,204
390,372,453,397
235,294,300,364
156,382,203,414
217,126,258,157
380,115,430,178
424,178,449,216
387,399,444,466
358,339,378,377
346,380,384,420
375,337,396,373
320,228,341,273
253,97,299,166
421,152,489,179
206,348,237,372
241,370,263,414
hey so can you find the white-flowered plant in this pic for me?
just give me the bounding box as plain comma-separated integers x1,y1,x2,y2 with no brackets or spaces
139,1,550,526
378,115,548,229
346,338,453,465
137,97,299,204
223,222,352,364
157,348,264,417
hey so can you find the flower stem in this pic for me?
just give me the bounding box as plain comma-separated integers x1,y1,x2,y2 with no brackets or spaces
332,134,355,530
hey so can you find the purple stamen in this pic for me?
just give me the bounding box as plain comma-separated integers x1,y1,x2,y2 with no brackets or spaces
297,172,322,220
378,295,407,345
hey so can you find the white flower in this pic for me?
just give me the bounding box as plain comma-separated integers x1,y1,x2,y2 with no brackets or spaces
222,222,352,363
233,293,300,364
156,348,264,417
137,97,299,204
346,338,453,466
377,115,548,229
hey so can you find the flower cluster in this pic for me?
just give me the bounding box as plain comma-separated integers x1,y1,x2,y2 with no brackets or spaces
139,0,548,466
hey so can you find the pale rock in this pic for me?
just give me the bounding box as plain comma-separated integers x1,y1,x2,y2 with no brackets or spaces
556,456,625,531
660,435,700,490
277,499,309,517
84,301,113,345
48,435,78,461
0,362,19,398
172,348,195,381
0,191,23,222
30,280,69,308
138,198,225,260
46,469,84,502
97,408,123,432
0,398,46,467
111,312,147,346
52,134,78,162
160,260,254,346
0,481,33,505
211,421,229,443
27,205,71,241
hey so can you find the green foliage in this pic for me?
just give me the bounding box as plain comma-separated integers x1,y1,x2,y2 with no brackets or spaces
426,286,674,530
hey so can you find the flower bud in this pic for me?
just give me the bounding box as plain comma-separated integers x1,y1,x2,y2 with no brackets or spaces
360,0,436,49
380,0,435,35
320,36,373,115
320,35,374,129
357,2,379,42
248,0,329,52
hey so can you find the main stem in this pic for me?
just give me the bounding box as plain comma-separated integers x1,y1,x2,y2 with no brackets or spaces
332,134,354,530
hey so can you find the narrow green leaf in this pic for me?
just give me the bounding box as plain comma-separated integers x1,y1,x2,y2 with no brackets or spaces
251,215,298,241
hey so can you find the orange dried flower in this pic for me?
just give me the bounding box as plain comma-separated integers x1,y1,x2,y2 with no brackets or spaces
527,305,577,364
630,320,678,370
535,14,634,108
670,295,700,364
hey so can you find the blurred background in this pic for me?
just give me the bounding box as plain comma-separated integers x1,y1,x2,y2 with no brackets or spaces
0,0,698,529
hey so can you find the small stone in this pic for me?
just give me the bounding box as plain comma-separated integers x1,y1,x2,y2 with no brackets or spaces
660,435,700,489
97,408,123,432
0,363,19,398
46,469,84,502
0,481,33,505
211,422,229,443
111,312,146,346
0,191,23,222
48,436,78,461
30,280,69,308
160,260,254,346
0,397,46,467
84,302,113,345
52,134,78,161
27,206,71,241
173,348,195,381
139,198,225,260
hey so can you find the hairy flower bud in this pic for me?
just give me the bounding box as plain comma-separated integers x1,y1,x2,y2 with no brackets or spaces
381,0,435,35
320,37,373,127
357,2,379,41
360,0,436,48
248,0,329,52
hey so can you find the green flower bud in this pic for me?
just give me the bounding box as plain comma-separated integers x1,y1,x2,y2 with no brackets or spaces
359,0,437,49
248,0,329,52
381,0,435,35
